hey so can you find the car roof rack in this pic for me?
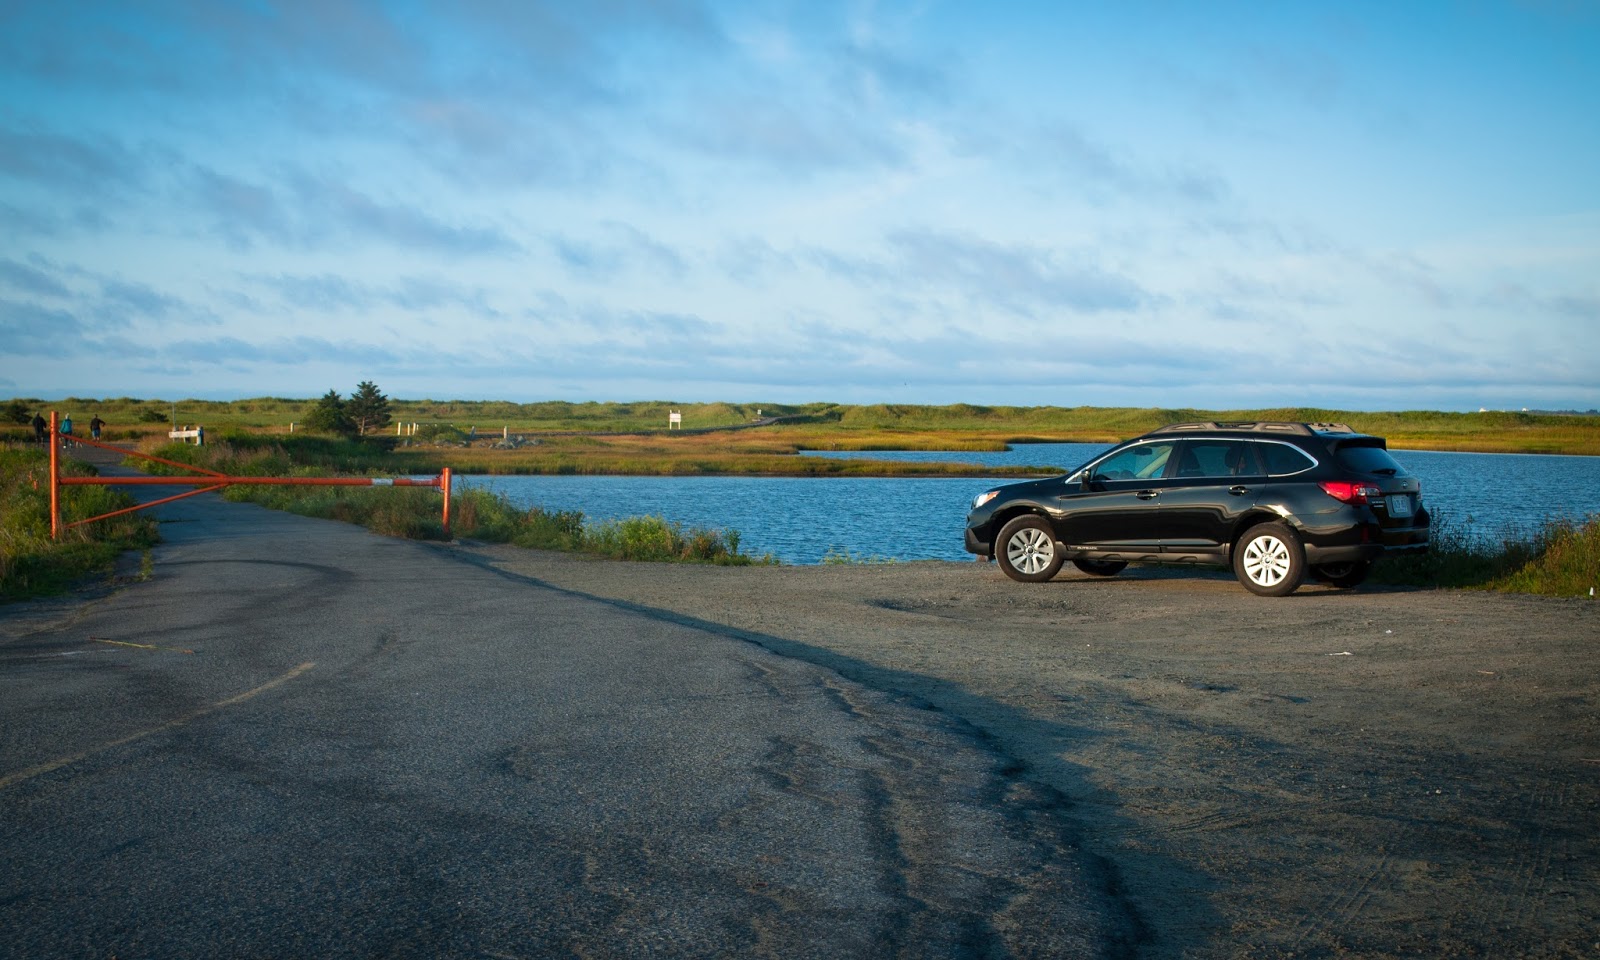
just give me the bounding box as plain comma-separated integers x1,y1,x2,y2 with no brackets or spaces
1148,421,1358,436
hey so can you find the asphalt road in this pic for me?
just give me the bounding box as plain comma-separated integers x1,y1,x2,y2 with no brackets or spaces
1,454,1131,959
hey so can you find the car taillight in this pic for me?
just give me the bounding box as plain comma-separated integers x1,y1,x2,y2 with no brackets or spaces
1319,481,1382,504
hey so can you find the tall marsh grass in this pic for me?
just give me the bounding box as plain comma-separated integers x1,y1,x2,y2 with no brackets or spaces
1374,511,1600,597
0,446,159,601
1490,517,1600,596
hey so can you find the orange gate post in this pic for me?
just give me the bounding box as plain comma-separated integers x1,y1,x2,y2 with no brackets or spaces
48,411,60,540
441,467,452,539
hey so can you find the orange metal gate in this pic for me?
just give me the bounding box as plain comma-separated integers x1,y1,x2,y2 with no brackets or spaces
47,412,452,539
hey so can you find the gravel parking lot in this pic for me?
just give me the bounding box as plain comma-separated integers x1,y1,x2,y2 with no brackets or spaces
455,545,1600,959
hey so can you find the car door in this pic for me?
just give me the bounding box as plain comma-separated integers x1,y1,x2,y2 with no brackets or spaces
1051,439,1176,551
1158,439,1266,559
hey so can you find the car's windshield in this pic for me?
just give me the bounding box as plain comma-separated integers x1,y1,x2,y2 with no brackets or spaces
1088,441,1176,481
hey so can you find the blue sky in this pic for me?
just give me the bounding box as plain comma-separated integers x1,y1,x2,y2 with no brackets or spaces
2,1,1597,411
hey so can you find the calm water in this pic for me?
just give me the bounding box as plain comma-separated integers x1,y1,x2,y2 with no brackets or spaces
463,444,1600,565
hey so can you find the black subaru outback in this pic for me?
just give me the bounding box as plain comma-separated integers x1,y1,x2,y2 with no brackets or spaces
964,422,1430,596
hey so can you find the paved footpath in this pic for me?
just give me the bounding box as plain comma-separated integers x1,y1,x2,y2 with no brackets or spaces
0,447,1132,959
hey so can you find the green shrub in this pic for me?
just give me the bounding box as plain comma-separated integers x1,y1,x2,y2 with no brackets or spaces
414,423,468,443
584,514,764,564
509,507,586,551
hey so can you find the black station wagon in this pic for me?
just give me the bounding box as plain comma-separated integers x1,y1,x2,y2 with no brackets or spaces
964,422,1430,596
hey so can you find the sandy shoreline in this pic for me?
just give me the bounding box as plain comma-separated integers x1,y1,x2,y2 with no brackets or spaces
448,544,1599,959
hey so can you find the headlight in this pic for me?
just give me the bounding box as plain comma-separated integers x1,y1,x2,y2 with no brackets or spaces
972,490,999,510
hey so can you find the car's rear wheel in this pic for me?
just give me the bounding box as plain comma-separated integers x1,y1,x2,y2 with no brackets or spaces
1311,560,1371,589
996,515,1063,583
1234,522,1305,596
1072,559,1128,577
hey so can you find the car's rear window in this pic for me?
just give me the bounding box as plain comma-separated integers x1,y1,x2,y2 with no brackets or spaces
1335,442,1409,476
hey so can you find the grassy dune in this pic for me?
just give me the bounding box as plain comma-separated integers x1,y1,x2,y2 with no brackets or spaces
6,398,1597,458
6,400,1593,454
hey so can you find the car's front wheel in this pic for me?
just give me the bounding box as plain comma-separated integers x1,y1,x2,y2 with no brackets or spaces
1234,522,1306,596
1311,560,1371,589
996,515,1064,583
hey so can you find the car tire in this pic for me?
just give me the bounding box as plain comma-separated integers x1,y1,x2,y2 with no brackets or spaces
1311,560,1371,589
996,515,1064,583
1072,559,1128,577
1234,522,1306,597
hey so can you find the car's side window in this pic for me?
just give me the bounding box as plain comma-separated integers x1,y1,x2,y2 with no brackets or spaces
1227,441,1263,475
1258,441,1316,476
1175,440,1260,478
1091,441,1176,481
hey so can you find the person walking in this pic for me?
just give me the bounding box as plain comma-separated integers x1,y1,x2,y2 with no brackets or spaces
89,414,104,440
60,414,74,448
31,412,46,444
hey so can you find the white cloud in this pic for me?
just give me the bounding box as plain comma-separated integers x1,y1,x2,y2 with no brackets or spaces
0,1,1596,410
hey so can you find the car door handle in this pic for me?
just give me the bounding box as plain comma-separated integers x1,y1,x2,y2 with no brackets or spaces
1229,485,1250,496
1136,490,1159,500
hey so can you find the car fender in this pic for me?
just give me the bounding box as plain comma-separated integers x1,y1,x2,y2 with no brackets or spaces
1227,506,1296,558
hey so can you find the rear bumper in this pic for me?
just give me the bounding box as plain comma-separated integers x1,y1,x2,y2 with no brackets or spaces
1303,513,1429,564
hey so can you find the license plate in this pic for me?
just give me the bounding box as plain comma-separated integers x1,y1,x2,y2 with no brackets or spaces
1387,494,1413,517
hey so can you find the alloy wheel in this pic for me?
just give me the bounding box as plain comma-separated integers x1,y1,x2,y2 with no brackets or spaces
1242,534,1292,587
1007,527,1055,575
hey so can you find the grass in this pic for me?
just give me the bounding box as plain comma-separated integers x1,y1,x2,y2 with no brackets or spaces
0,445,160,602
87,405,1600,482
4,398,1598,457
0,397,785,441
119,426,1058,480
1488,517,1600,596
1373,511,1600,597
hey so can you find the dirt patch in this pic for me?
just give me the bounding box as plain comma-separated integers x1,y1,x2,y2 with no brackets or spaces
452,545,1599,959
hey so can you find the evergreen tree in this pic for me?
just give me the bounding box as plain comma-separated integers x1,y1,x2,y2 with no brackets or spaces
346,380,392,436
304,389,355,436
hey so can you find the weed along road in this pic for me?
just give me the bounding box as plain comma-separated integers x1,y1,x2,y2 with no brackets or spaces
0,477,1130,958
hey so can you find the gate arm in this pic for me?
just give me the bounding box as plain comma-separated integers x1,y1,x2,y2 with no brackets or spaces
48,412,452,540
